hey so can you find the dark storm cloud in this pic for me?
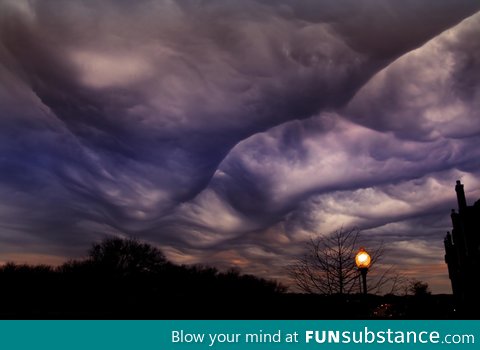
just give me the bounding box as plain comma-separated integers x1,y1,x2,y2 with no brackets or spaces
164,9,480,292
0,0,480,291
345,12,480,141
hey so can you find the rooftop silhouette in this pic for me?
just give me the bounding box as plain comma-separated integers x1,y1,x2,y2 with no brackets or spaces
444,180,480,317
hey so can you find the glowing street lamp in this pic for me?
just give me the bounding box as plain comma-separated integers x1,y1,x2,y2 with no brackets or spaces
355,247,371,295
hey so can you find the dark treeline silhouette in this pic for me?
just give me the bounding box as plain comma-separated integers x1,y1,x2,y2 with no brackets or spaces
0,237,287,318
0,237,458,319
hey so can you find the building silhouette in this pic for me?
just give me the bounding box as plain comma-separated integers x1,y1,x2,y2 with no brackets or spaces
444,180,480,316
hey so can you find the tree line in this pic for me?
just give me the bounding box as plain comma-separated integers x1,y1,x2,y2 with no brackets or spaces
0,237,285,318
0,232,438,318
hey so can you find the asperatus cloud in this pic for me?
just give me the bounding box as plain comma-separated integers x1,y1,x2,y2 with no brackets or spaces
0,0,480,294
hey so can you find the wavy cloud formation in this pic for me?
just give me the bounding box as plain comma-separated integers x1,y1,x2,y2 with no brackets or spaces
1,0,480,292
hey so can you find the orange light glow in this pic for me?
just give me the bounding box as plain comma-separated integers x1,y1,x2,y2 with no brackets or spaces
355,247,371,269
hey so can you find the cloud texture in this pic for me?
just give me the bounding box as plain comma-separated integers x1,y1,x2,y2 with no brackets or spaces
1,0,480,292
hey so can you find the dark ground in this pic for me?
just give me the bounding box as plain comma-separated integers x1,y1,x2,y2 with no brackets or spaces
0,238,466,320
0,291,459,320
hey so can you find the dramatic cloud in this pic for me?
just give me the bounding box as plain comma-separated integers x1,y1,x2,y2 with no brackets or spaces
1,0,480,292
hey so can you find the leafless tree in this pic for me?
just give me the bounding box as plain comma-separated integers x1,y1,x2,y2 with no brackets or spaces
88,237,166,277
289,228,403,295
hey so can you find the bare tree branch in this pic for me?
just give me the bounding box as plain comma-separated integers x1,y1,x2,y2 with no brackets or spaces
288,227,406,295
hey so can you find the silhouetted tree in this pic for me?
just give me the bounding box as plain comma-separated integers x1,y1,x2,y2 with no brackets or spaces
289,228,395,295
0,238,289,317
217,267,287,295
408,280,431,297
88,237,166,277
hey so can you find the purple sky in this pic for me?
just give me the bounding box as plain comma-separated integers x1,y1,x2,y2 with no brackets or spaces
1,0,480,293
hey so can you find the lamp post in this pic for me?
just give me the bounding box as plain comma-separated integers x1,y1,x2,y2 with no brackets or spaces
355,247,371,295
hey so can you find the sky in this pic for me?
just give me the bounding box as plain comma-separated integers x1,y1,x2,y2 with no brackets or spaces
1,0,480,293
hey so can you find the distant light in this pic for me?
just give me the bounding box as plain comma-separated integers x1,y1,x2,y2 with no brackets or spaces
355,247,371,269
